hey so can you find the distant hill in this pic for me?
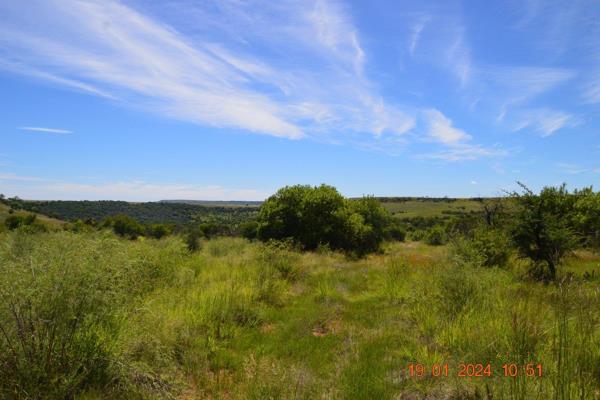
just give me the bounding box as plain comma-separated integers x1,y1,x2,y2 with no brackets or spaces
160,200,262,208
12,200,257,225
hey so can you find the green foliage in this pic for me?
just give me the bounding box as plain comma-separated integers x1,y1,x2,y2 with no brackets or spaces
571,187,600,249
256,185,391,255
511,183,579,280
4,213,48,233
424,225,447,246
185,229,202,252
13,198,257,225
107,214,145,239
0,231,598,399
146,223,171,239
386,224,406,241
451,225,512,268
239,220,259,239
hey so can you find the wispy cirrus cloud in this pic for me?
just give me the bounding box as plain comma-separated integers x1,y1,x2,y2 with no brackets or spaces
420,144,508,162
18,126,73,134
511,108,580,137
555,163,600,175
0,0,415,141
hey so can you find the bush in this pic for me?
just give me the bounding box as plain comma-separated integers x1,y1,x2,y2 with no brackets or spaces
511,183,578,280
108,215,144,239
185,229,202,252
451,226,511,268
386,224,406,242
424,225,447,246
256,185,391,255
4,214,47,233
0,234,119,398
147,223,170,239
240,220,259,240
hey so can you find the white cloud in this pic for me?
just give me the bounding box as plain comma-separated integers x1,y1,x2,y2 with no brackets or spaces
409,17,429,55
0,173,267,201
512,108,579,136
423,109,471,145
0,0,415,141
582,75,600,103
484,66,575,106
18,126,73,134
556,163,595,175
420,144,508,162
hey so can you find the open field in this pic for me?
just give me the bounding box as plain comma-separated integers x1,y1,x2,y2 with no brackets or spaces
378,198,485,219
1,232,598,399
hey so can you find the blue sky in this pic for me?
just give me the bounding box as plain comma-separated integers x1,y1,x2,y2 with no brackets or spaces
0,0,599,201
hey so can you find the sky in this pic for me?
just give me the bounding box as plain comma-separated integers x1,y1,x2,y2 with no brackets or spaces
0,0,599,201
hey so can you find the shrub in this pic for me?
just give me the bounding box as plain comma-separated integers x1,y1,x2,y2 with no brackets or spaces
256,184,390,255
240,220,259,239
0,234,120,398
4,214,47,233
185,229,202,252
424,225,447,246
386,224,406,242
451,226,512,268
511,183,578,280
109,215,144,239
147,223,170,239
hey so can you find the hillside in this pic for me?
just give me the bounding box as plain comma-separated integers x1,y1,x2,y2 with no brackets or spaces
13,200,257,225
0,202,65,229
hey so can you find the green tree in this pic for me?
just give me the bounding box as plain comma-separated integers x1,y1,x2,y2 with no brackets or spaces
511,183,578,281
572,187,600,249
147,224,170,239
256,185,391,255
110,215,144,239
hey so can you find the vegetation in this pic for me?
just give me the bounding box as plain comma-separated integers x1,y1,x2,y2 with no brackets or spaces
0,232,598,399
256,185,391,256
6,198,257,225
0,184,599,398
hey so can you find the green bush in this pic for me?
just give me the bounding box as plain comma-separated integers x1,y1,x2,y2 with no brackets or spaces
424,225,447,246
4,214,48,233
107,214,144,239
451,226,512,268
147,223,170,239
0,234,118,398
239,220,259,239
256,184,390,255
185,229,202,252
386,224,406,242
511,183,578,280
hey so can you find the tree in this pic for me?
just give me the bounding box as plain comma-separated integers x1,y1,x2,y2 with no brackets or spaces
511,183,578,281
110,215,144,239
572,187,600,249
256,185,391,255
147,224,170,239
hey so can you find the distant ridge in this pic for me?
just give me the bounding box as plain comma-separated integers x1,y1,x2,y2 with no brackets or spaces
160,200,262,207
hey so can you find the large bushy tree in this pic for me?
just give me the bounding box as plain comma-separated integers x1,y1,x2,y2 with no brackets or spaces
511,183,578,280
256,185,391,255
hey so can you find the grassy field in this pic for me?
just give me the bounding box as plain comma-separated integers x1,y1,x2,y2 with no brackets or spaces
379,198,484,219
1,232,598,399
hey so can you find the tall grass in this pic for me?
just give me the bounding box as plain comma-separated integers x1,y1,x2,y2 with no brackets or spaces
0,232,598,399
